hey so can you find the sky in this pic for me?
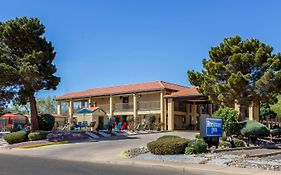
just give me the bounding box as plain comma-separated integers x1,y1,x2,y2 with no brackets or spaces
1,0,281,98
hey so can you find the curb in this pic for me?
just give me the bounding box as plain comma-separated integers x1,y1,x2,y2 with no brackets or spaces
118,150,128,159
122,130,172,136
117,150,281,175
212,146,261,153
14,141,68,150
248,150,281,158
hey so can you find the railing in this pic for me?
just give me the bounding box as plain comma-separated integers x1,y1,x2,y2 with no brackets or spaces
138,101,160,111
97,104,110,113
114,103,134,112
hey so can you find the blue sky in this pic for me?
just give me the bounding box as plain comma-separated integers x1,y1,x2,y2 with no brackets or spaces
1,0,281,98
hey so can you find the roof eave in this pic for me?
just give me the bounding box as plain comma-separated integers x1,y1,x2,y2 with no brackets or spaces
56,88,167,101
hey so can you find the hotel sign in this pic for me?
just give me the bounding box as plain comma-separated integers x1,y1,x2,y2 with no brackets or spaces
205,118,223,137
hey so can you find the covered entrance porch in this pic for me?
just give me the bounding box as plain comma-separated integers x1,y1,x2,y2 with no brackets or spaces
165,94,212,131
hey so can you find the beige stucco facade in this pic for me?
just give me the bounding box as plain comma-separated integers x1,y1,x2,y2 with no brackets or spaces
57,89,218,131
58,90,168,130
235,101,260,121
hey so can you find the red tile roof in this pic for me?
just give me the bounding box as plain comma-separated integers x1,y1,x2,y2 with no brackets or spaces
165,86,201,98
56,81,188,100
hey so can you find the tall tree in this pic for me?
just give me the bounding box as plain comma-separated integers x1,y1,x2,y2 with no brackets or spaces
9,102,30,115
0,17,60,130
270,95,281,118
188,36,281,119
37,96,57,114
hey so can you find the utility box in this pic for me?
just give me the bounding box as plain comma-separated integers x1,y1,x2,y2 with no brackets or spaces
200,117,223,147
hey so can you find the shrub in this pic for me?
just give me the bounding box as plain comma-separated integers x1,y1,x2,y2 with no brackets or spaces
214,107,239,136
239,120,270,141
270,128,281,137
38,114,55,131
232,138,246,148
28,130,49,141
219,141,232,149
185,147,195,155
188,139,208,154
220,135,227,141
147,138,190,155
157,135,181,141
4,130,28,144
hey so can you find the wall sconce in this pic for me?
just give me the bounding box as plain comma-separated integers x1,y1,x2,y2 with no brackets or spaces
138,95,142,98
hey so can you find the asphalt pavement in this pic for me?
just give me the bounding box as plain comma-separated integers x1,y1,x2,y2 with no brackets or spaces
0,131,198,162
0,154,225,175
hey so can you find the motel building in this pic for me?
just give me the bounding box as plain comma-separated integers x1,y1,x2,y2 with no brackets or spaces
55,81,260,131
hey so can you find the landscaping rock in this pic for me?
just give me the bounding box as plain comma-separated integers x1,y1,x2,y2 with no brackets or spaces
125,147,149,158
132,147,281,171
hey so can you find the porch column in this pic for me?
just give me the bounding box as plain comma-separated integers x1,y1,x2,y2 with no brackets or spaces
249,102,254,120
68,100,74,130
88,97,93,107
133,93,138,128
167,98,174,130
249,101,260,121
163,98,167,130
208,104,213,116
160,91,165,130
109,95,114,118
191,103,197,129
57,101,62,115
234,100,240,116
186,104,191,130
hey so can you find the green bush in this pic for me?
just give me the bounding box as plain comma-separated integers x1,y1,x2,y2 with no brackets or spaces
270,128,281,136
147,138,190,155
232,138,245,147
188,139,208,154
214,107,239,136
157,135,181,141
4,130,28,144
185,147,195,155
28,130,49,141
38,114,55,131
219,141,232,149
220,135,227,141
239,120,270,141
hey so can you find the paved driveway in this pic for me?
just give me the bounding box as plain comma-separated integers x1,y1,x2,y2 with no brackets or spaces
0,131,198,163
0,154,226,175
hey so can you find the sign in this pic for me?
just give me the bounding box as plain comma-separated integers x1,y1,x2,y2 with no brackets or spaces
205,118,223,137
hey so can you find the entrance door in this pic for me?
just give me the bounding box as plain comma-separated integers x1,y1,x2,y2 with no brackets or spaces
98,116,104,130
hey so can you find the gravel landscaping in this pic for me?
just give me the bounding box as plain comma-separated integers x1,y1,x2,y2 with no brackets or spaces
128,147,281,171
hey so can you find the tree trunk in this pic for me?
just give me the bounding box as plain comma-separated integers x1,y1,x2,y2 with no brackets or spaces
30,93,39,130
